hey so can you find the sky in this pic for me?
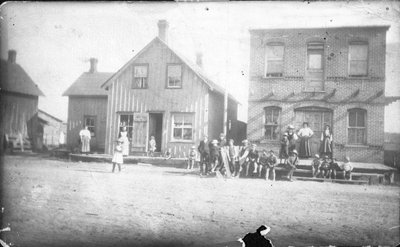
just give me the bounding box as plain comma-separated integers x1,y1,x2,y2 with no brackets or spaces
1,1,399,132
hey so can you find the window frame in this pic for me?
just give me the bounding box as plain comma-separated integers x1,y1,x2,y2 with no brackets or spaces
132,64,149,89
118,113,134,140
348,41,369,78
263,106,281,141
264,42,285,78
166,64,183,89
347,108,367,145
83,115,96,137
171,113,194,142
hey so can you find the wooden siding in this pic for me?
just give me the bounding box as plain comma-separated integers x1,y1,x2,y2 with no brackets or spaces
104,39,211,157
0,92,39,141
66,96,107,151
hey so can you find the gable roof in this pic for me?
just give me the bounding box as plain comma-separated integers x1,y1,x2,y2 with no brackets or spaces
63,71,113,96
101,37,240,104
38,109,64,123
0,59,44,96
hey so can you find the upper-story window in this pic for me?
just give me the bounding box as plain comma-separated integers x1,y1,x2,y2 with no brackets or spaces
348,42,368,77
305,42,325,91
265,43,284,77
167,64,182,88
132,65,148,89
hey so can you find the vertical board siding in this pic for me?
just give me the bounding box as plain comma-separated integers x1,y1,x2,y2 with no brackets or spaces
67,96,107,151
1,92,38,139
104,39,220,156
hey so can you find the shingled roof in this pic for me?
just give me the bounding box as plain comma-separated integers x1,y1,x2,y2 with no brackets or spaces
63,71,113,96
0,59,44,96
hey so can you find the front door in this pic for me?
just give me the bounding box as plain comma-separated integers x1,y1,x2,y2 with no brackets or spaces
119,113,148,153
148,113,163,152
295,108,332,157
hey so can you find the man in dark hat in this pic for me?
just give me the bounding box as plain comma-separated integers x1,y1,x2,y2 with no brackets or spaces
239,225,274,247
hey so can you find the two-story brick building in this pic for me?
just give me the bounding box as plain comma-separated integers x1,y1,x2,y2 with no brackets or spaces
247,26,393,163
101,20,239,156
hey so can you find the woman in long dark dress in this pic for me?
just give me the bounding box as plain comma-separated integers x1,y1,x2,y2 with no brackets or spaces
320,125,333,158
297,122,314,158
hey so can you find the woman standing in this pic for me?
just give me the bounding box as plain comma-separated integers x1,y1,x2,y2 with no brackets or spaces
79,126,91,154
320,125,333,158
297,122,314,158
119,126,130,156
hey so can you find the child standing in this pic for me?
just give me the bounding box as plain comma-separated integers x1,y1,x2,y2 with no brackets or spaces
148,136,156,157
210,140,220,173
285,150,298,181
341,156,353,180
247,144,259,177
187,146,197,169
279,133,289,165
112,139,124,172
227,139,239,176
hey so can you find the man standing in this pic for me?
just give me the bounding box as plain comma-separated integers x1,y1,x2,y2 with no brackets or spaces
198,135,210,176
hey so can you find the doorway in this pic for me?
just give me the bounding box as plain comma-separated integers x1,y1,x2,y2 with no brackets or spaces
295,107,333,157
148,113,163,152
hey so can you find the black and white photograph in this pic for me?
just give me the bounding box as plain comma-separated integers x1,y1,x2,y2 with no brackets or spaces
0,1,399,246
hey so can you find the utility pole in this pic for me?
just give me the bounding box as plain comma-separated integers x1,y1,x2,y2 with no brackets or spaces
223,88,228,136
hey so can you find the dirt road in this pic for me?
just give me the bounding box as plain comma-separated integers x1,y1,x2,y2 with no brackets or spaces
1,154,399,247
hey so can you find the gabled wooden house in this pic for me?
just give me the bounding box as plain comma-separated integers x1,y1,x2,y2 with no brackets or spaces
63,59,113,152
38,109,67,148
0,50,45,151
101,20,239,156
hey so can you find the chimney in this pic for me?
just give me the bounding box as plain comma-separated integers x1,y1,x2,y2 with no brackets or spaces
157,20,169,43
8,50,16,64
89,58,98,73
196,52,203,68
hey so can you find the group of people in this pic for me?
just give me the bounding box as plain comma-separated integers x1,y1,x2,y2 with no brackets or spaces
196,133,284,180
311,155,353,180
278,122,333,161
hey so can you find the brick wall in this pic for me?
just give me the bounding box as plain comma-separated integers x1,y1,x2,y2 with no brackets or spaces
247,26,388,163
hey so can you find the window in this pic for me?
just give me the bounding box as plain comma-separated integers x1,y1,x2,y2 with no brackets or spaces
167,65,182,88
84,116,96,137
264,107,281,140
349,42,368,77
172,113,193,141
348,109,366,144
132,65,148,89
265,43,284,77
119,114,134,138
305,42,325,91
